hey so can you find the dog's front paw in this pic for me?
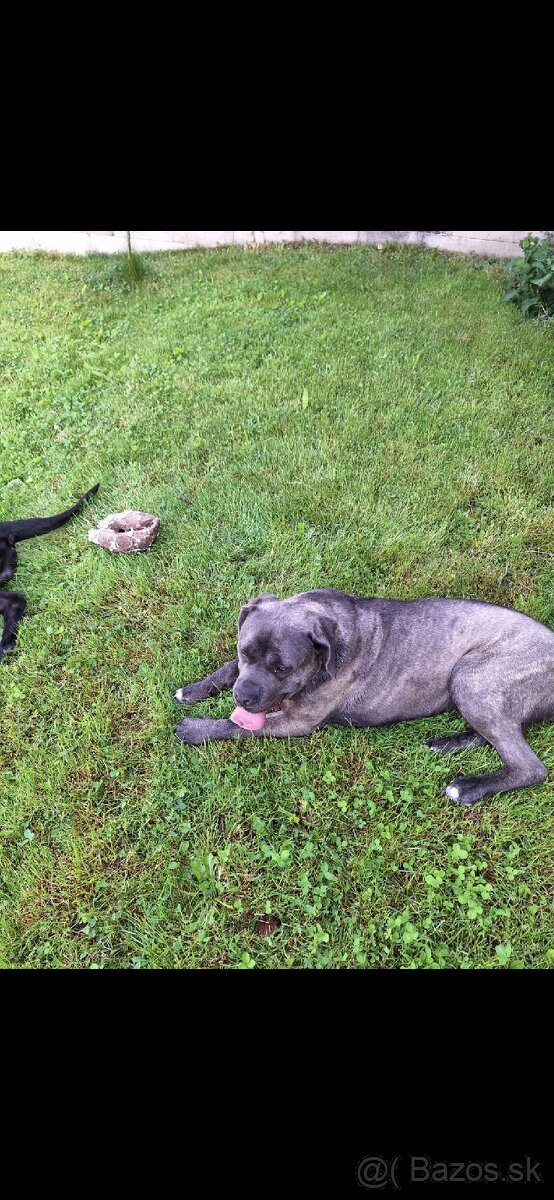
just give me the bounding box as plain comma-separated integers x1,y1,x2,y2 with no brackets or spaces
174,684,205,705
175,717,212,745
175,716,238,745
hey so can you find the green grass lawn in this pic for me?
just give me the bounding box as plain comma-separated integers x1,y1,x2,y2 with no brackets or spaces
1,243,554,969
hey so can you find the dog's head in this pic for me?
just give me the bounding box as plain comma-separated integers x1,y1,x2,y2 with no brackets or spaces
233,593,337,714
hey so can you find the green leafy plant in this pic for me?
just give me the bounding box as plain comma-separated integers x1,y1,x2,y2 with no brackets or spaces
503,233,554,319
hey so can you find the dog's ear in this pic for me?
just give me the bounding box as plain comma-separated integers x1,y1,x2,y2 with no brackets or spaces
309,615,338,678
237,593,278,632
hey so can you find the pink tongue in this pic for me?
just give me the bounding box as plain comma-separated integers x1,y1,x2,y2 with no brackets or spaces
230,707,266,731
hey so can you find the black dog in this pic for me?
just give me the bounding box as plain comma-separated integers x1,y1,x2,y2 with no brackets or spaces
0,484,99,659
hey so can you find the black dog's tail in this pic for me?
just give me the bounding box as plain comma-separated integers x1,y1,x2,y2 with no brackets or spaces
0,484,99,543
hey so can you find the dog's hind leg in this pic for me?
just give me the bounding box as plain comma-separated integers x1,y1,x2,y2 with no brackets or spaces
426,730,488,755
445,725,547,806
445,658,549,805
174,659,240,705
0,592,26,659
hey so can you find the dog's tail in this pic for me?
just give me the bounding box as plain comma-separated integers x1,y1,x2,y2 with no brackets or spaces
0,484,99,543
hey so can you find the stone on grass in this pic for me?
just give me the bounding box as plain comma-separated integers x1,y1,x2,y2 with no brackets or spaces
88,510,160,553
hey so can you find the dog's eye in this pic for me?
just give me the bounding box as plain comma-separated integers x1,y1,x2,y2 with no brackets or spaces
274,665,288,677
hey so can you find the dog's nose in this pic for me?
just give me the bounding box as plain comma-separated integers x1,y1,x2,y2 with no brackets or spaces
233,681,262,711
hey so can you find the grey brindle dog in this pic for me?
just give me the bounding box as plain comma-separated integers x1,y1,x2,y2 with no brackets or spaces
174,589,554,806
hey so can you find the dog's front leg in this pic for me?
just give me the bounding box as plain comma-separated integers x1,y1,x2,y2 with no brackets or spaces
262,711,325,738
0,545,18,586
0,591,26,659
175,708,324,746
174,659,239,705
175,716,242,745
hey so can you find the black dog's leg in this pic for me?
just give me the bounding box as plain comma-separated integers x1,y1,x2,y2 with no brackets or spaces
0,592,26,659
426,730,488,755
0,544,18,586
174,659,239,705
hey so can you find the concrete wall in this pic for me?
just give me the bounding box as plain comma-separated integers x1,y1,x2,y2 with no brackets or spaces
0,230,545,258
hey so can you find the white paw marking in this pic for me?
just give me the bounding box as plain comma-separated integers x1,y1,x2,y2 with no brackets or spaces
174,689,184,701
446,785,460,801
